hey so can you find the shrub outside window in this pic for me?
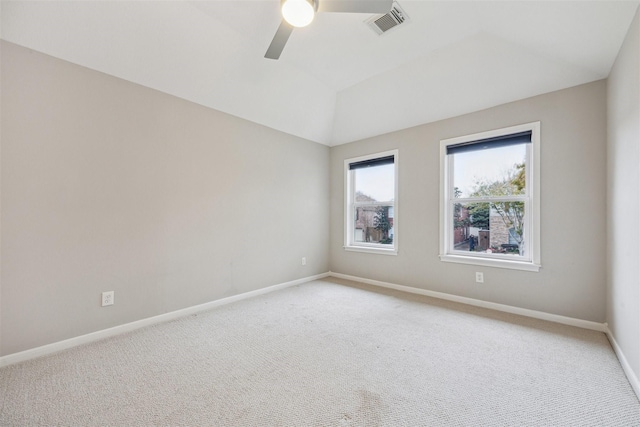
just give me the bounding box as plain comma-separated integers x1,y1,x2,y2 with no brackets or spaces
345,150,398,255
440,123,540,272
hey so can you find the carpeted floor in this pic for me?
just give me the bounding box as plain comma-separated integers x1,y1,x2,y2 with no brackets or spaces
0,277,638,426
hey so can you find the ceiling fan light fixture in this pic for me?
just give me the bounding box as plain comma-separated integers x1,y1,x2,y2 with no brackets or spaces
282,0,315,27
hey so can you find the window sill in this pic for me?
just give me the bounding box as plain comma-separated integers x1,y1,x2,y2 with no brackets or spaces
344,246,398,256
440,254,540,272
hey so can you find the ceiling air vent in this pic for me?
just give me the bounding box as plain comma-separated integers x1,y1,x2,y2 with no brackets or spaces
366,2,409,35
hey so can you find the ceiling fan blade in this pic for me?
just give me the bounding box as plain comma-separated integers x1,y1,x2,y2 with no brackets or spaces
265,20,294,60
317,0,392,14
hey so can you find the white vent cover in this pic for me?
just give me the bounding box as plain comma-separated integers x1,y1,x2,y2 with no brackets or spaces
366,2,409,35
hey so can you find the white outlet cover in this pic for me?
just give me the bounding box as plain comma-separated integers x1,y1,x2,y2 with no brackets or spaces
102,291,114,306
475,272,484,283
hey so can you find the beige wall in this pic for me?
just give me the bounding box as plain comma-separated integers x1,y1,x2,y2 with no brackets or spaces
0,41,330,356
607,8,640,384
331,80,607,322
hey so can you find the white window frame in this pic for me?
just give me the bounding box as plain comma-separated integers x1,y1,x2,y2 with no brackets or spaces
439,122,541,272
344,150,399,255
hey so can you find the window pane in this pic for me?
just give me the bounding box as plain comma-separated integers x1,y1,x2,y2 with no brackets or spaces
452,143,526,198
354,205,394,245
453,201,525,256
354,163,394,202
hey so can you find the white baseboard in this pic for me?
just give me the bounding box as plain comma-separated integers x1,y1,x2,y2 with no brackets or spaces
329,272,607,332
605,324,640,400
0,272,331,368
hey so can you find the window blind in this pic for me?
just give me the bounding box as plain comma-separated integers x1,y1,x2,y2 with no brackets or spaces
348,155,395,170
446,131,531,155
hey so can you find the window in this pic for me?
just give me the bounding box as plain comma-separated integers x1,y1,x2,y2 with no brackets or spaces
345,150,398,254
440,123,540,271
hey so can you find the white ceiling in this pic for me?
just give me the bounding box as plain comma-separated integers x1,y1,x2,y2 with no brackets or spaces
1,0,638,146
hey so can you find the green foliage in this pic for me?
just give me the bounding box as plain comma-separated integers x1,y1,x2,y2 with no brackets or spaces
470,163,526,250
374,206,392,240
512,163,525,192
468,203,490,229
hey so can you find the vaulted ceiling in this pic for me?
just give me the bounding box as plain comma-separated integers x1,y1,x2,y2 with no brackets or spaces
2,1,638,145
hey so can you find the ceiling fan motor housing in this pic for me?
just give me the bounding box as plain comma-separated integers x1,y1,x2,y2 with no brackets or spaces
266,0,394,60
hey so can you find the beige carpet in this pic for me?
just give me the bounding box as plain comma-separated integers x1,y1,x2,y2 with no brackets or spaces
0,277,638,426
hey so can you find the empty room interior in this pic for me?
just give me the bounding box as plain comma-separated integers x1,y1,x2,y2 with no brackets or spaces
1,0,640,425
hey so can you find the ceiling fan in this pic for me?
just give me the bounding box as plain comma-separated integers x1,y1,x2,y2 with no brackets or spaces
265,0,393,60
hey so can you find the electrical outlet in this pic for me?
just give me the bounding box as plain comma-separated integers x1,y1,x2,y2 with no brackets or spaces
102,291,114,307
301,257,307,266
475,272,484,283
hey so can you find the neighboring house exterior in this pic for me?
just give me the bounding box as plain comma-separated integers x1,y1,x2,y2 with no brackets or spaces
354,206,394,243
453,204,520,253
453,205,470,245
489,213,518,249
354,192,394,244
